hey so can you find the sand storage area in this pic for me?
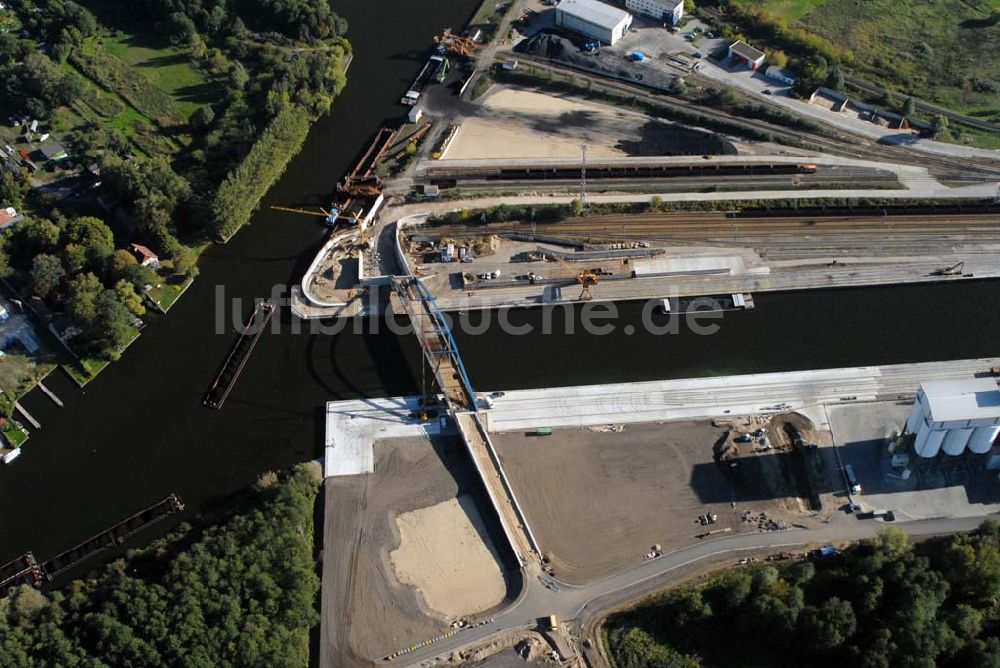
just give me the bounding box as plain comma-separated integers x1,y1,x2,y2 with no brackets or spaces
390,495,506,618
325,434,516,663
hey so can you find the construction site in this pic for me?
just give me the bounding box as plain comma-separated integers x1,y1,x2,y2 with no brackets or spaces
313,6,1000,667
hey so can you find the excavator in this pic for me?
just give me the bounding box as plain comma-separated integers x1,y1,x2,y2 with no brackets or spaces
931,260,965,276
551,253,599,301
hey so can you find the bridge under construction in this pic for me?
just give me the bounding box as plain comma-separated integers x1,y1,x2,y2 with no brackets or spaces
390,276,541,565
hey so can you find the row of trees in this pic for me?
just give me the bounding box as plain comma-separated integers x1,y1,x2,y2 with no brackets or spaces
0,464,322,666
210,105,310,239
607,523,1000,668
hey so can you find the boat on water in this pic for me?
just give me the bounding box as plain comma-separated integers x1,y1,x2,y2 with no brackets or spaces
2,448,22,464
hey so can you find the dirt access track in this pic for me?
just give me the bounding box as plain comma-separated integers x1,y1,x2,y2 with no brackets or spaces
493,419,828,584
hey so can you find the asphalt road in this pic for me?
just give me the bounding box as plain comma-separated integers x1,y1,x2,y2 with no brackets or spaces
395,513,997,667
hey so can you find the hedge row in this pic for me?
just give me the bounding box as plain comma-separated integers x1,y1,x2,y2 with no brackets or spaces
211,106,312,241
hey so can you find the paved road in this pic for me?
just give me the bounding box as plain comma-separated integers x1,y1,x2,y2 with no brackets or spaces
396,514,997,667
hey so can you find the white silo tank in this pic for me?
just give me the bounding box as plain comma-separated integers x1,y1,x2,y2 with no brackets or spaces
914,423,934,457
905,402,924,434
942,428,973,456
921,429,947,458
969,426,1000,454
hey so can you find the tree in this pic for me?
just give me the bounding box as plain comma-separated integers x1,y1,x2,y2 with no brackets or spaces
65,216,114,270
671,77,688,95
172,245,199,278
114,280,145,317
769,50,789,68
0,169,30,208
649,195,664,212
65,272,102,326
571,198,584,216
0,238,11,278
826,66,845,91
90,289,135,359
932,114,949,138
902,96,916,116
190,105,215,129
30,253,65,297
797,597,856,652
874,526,912,559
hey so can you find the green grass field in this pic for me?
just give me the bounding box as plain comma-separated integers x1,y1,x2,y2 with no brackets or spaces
103,34,218,119
734,0,832,21
794,0,1000,117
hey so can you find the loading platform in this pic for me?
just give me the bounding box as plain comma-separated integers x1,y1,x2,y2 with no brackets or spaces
204,300,275,409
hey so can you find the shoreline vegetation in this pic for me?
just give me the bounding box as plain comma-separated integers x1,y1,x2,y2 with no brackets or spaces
0,0,351,400
604,522,1000,668
0,464,323,666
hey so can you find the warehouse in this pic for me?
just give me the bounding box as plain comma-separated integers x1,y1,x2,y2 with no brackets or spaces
555,0,633,45
905,378,1000,458
625,0,683,26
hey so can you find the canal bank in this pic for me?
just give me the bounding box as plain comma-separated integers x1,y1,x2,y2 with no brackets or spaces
0,0,483,566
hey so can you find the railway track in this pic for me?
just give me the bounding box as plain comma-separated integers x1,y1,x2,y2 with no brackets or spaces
510,56,1000,180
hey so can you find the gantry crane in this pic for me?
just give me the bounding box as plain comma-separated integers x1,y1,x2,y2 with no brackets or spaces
550,253,599,301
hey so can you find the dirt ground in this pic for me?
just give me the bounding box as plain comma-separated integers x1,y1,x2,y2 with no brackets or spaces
324,434,517,665
390,495,506,618
445,86,730,160
493,419,826,584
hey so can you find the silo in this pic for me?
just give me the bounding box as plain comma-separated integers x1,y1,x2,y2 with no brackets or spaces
942,428,973,456
969,426,1000,454
919,428,946,458
905,402,924,434
914,423,938,458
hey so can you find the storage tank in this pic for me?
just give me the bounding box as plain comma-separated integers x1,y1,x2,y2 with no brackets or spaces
914,423,933,457
917,428,946,458
969,426,1000,454
905,401,925,434
942,428,973,456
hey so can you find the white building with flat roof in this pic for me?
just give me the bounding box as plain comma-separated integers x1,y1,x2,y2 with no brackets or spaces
625,0,683,25
555,0,633,45
906,378,1000,458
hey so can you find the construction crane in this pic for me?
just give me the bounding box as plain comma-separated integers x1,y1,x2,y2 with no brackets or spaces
550,253,598,301
434,29,476,58
270,205,339,227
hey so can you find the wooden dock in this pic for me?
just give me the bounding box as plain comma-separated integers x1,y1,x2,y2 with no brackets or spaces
203,300,275,409
38,381,63,407
41,493,185,580
14,401,39,429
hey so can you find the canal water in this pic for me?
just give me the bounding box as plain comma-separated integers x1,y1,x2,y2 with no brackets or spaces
2,0,999,566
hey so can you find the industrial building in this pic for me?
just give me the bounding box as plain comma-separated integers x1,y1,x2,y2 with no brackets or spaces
555,0,633,45
905,378,1000,458
625,0,683,26
728,40,765,70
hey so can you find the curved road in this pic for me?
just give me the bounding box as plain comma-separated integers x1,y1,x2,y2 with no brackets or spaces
396,513,997,666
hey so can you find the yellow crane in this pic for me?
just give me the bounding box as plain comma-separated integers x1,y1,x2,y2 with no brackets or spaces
550,253,598,301
270,205,339,227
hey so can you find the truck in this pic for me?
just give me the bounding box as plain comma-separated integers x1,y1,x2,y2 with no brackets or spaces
548,614,558,630
844,464,862,494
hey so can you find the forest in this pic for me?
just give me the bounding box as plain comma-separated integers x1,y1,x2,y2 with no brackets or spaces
0,464,322,667
607,523,1000,668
